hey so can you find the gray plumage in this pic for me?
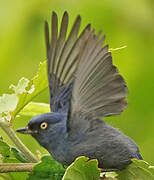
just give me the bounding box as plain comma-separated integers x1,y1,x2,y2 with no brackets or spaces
16,11,142,171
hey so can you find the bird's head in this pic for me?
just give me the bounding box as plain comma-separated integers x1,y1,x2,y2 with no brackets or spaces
16,112,67,149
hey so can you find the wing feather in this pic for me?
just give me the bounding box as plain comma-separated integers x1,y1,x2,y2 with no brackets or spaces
45,12,91,111
70,30,128,120
44,21,50,58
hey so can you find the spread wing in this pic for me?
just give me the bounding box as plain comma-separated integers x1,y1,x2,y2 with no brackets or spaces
69,30,128,126
45,11,91,112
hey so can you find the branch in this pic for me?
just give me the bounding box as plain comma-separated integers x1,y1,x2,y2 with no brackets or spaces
0,118,39,163
0,163,36,173
100,178,117,180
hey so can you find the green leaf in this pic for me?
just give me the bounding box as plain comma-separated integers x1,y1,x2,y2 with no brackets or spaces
0,138,21,163
62,156,100,180
0,61,48,124
0,173,13,180
117,159,154,180
8,172,28,180
28,155,65,180
0,139,10,159
19,102,50,117
11,147,28,163
0,138,28,180
10,61,48,121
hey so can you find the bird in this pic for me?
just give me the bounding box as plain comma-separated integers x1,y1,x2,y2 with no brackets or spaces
16,11,142,171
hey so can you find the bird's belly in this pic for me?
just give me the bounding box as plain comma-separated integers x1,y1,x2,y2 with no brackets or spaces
48,131,141,171
62,137,140,171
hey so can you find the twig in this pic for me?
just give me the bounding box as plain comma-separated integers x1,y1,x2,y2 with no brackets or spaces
0,119,39,163
0,163,36,173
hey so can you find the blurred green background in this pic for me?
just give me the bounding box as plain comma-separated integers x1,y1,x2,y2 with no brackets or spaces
0,0,154,164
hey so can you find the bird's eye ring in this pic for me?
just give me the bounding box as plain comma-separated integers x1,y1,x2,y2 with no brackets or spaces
40,122,48,130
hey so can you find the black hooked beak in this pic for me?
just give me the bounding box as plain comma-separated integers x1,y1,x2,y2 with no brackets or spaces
16,127,38,134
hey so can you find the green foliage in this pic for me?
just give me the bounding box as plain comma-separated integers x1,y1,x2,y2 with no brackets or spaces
28,155,65,180
0,137,27,163
0,61,48,124
62,156,100,180
0,138,10,161
117,159,154,180
0,138,18,163
19,102,50,117
11,147,28,163
10,61,48,121
0,138,28,180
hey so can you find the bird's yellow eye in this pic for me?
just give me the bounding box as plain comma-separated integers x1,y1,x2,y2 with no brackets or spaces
40,122,48,130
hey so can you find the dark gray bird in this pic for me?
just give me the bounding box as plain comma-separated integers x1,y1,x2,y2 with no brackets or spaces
16,11,142,171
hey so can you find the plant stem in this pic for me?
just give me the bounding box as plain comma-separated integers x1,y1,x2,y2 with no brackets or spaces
0,163,36,173
0,119,39,163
